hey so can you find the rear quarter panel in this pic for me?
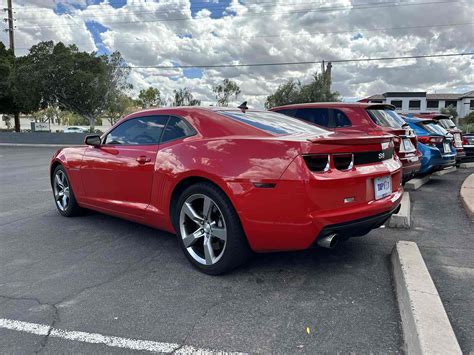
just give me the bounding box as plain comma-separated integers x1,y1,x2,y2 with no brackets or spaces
147,137,302,232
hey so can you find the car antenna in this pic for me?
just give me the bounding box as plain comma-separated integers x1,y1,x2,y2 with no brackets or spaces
238,101,248,113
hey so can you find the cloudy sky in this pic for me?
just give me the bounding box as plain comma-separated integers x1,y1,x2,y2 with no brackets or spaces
2,0,473,107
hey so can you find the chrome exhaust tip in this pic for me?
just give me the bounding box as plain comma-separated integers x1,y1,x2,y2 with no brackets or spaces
316,234,339,249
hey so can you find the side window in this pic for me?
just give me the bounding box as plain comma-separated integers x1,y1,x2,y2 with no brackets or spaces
332,109,352,127
161,116,196,143
104,116,168,145
295,108,330,127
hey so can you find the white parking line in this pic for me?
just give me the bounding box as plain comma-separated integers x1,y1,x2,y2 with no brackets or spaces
0,318,236,354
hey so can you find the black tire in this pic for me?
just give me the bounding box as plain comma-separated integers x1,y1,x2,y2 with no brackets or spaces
52,165,83,217
175,182,252,275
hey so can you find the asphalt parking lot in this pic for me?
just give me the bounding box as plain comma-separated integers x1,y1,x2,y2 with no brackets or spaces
1,146,473,353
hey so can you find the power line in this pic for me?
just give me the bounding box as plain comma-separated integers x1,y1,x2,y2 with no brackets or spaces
17,0,459,29
16,0,363,16
13,22,473,50
122,52,474,69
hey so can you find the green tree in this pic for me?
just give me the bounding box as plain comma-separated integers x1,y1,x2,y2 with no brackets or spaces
265,72,339,108
172,88,200,106
440,105,458,119
0,42,31,132
12,41,131,130
105,94,136,125
138,87,163,108
213,78,241,106
264,80,301,109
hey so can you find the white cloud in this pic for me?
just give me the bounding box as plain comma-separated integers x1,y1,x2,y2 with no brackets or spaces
1,0,473,108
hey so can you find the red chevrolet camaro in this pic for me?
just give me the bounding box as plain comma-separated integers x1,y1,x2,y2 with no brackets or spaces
50,107,403,274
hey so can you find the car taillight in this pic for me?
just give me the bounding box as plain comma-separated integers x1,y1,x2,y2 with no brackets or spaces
463,137,469,145
303,155,330,172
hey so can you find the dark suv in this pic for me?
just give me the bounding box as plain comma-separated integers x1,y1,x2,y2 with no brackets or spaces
271,103,422,182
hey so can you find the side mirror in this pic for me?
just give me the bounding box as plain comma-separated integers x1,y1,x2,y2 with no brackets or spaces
84,135,101,147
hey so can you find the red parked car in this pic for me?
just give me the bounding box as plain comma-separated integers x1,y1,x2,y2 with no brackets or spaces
50,107,402,274
271,103,422,182
412,113,466,165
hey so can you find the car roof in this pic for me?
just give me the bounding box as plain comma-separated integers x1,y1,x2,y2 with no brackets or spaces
271,102,396,110
116,106,288,140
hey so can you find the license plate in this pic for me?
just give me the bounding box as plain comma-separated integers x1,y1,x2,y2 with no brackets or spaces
374,176,392,200
402,138,415,152
443,142,451,154
454,133,462,148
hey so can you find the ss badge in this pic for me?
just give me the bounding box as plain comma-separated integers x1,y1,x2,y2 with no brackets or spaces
378,152,385,160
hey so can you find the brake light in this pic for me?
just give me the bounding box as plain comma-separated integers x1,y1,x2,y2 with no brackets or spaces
463,137,469,145
304,155,330,172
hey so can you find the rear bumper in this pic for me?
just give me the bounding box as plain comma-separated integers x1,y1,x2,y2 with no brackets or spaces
400,152,422,181
461,146,474,162
233,156,403,252
418,143,456,174
312,203,401,245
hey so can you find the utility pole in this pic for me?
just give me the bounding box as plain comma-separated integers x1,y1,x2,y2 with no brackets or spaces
6,0,14,54
5,0,20,132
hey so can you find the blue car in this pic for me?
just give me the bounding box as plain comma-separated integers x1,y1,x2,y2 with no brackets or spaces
402,116,456,175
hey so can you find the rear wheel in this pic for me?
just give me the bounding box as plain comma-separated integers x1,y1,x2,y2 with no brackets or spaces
175,182,251,275
52,165,83,217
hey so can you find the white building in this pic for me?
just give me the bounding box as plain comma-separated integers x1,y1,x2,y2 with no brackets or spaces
360,91,474,118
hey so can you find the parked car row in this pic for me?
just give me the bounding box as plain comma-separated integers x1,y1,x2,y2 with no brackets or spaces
272,104,468,178
49,103,468,275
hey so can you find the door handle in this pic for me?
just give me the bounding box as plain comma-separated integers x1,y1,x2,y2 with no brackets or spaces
136,156,151,164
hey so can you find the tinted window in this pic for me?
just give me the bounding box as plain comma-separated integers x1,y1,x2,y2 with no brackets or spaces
105,116,168,145
333,109,352,127
367,109,405,128
275,109,297,117
390,100,402,109
427,100,439,109
294,108,330,127
218,111,328,135
162,116,196,143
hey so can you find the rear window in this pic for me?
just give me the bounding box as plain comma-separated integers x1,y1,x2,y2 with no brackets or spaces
420,121,448,135
367,109,406,128
437,118,456,129
218,111,328,135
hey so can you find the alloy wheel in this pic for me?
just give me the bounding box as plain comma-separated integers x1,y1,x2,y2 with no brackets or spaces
53,170,70,212
179,194,227,266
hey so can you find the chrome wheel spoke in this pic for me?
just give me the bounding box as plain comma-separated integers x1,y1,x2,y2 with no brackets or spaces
55,174,64,189
211,227,226,242
183,228,204,248
182,202,204,224
61,195,68,209
203,237,215,265
202,196,212,220
179,193,228,266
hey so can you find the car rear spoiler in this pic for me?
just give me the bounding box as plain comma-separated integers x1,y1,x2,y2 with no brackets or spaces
309,135,393,145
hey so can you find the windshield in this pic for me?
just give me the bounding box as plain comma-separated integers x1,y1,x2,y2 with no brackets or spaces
218,110,329,136
367,109,406,128
437,118,456,129
421,121,448,135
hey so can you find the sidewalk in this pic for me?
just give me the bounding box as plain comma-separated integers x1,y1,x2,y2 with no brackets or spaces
460,174,474,220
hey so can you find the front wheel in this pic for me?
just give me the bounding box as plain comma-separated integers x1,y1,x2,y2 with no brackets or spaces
175,182,251,275
52,165,83,217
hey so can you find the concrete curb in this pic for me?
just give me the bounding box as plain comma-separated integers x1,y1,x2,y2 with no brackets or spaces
460,173,474,221
405,175,431,191
387,192,411,229
459,162,474,169
0,143,80,147
432,167,457,176
391,241,462,355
